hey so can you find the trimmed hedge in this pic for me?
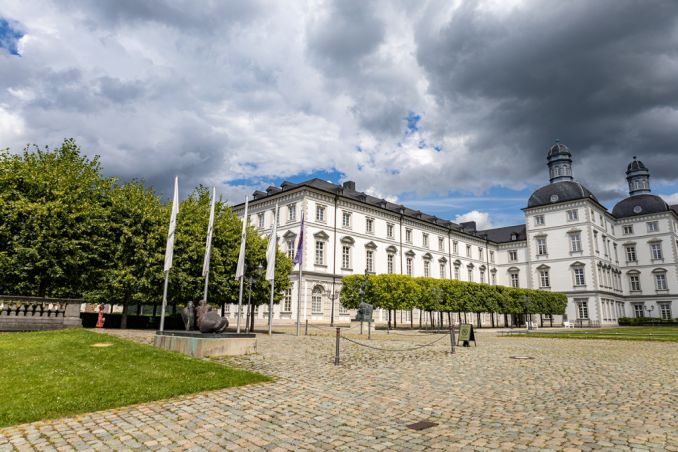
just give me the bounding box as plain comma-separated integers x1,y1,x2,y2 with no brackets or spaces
618,317,678,326
340,274,567,315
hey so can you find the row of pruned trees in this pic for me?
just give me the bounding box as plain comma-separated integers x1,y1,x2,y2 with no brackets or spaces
0,139,292,327
340,274,567,328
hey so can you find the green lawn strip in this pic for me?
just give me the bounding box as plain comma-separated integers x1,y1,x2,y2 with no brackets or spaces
0,329,270,428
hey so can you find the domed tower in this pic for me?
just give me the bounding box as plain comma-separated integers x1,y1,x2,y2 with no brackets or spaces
547,140,574,183
626,157,651,196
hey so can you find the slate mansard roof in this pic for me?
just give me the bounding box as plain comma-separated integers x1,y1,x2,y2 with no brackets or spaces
243,178,464,231
527,181,599,209
612,194,671,218
477,224,527,243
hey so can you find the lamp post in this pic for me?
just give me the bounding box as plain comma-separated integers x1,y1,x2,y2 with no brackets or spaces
329,291,339,326
645,305,655,318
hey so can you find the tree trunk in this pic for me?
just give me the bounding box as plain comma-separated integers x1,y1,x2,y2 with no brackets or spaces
250,305,256,332
394,310,397,328
504,313,509,328
121,292,131,329
410,309,414,329
491,312,495,328
387,309,391,330
477,312,481,328
136,303,141,316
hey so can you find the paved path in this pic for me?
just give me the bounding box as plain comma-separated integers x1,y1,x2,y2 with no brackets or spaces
1,327,676,451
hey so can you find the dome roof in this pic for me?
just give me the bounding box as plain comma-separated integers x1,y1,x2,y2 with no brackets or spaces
612,194,669,218
527,181,598,208
547,141,571,158
627,157,648,173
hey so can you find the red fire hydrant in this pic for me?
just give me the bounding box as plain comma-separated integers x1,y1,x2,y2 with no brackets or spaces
95,304,105,328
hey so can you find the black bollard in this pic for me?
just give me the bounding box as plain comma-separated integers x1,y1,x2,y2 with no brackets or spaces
450,326,455,354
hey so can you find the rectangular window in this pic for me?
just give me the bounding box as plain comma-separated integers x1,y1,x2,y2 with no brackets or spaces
387,254,394,274
387,223,394,238
406,257,413,276
539,270,550,288
316,205,325,222
490,250,495,263
479,247,484,261
574,268,585,286
366,218,374,234
286,239,295,260
479,270,485,284
534,215,545,226
467,268,473,281
342,246,351,269
536,238,548,256
454,266,460,280
576,300,589,319
406,229,412,243
288,204,296,222
438,237,445,251
342,211,351,228
466,244,472,257
510,273,519,288
569,232,582,252
491,272,496,285
567,209,578,221
633,304,644,318
623,225,633,235
423,260,430,277
509,250,518,261
366,250,374,273
655,273,667,290
650,243,663,260
315,241,325,265
283,288,292,312
439,262,446,279
629,275,641,291
659,303,672,320
453,241,458,255
257,212,265,228
647,221,659,232
625,246,637,262
422,233,429,248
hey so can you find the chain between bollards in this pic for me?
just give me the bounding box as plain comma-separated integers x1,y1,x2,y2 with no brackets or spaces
334,327,340,366
449,325,456,354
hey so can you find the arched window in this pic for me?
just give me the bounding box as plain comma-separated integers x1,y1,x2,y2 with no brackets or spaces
312,286,323,314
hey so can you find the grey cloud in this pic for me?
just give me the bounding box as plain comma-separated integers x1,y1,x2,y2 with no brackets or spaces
413,0,678,201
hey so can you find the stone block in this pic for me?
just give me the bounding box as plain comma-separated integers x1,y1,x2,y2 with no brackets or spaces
153,331,257,357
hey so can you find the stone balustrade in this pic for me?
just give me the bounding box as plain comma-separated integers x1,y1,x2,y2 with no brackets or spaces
0,295,83,331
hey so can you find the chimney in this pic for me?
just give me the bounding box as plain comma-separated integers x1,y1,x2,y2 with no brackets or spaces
342,181,356,191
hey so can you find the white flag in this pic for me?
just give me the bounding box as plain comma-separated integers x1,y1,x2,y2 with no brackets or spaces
235,196,249,279
265,203,279,281
164,176,179,272
202,187,216,277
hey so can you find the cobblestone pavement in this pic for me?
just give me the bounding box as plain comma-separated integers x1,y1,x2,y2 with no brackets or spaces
1,327,676,451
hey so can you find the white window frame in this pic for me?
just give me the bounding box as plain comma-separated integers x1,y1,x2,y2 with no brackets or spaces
566,209,578,222
406,257,413,276
315,240,325,265
647,221,659,233
341,245,351,269
422,233,429,248
311,287,323,314
659,302,672,320
650,242,663,260
534,215,545,226
286,239,295,260
655,272,668,291
536,237,548,256
438,237,445,252
366,249,374,273
405,229,412,244
387,254,394,274
342,211,351,228
510,273,519,288
423,259,430,277
316,205,326,223
508,250,518,262
573,267,585,286
539,270,550,288
387,223,394,238
569,232,582,252
366,217,374,234
625,245,637,262
287,204,296,223
623,225,633,235
629,274,641,291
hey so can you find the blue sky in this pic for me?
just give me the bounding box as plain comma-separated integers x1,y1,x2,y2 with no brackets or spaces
0,18,22,56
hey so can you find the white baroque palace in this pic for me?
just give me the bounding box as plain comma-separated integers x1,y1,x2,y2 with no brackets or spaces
233,142,677,327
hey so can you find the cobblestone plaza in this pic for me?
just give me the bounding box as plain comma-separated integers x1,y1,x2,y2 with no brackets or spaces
1,329,676,451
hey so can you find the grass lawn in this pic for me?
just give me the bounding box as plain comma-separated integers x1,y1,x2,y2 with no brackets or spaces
0,329,270,428
514,326,678,342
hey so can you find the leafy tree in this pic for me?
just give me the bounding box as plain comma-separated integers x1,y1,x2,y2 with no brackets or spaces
88,180,166,328
0,139,113,297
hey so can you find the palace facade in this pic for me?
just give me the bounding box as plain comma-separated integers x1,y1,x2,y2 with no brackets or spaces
233,142,677,326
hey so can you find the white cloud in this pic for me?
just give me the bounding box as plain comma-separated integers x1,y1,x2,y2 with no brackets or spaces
454,210,494,230
659,193,678,205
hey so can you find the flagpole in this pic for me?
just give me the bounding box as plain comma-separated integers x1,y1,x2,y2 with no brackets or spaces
236,196,249,333
293,212,305,337
266,203,279,336
160,270,169,331
296,265,303,336
160,176,179,333
203,187,216,303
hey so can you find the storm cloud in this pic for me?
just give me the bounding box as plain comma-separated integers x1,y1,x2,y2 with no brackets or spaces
1,0,677,215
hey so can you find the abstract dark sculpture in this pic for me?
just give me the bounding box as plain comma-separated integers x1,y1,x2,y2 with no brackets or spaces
356,301,373,322
181,299,228,333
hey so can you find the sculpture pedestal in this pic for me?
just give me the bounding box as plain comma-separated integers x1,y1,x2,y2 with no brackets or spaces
154,331,256,358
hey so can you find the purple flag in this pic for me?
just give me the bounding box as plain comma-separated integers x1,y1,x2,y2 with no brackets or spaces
293,213,304,266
